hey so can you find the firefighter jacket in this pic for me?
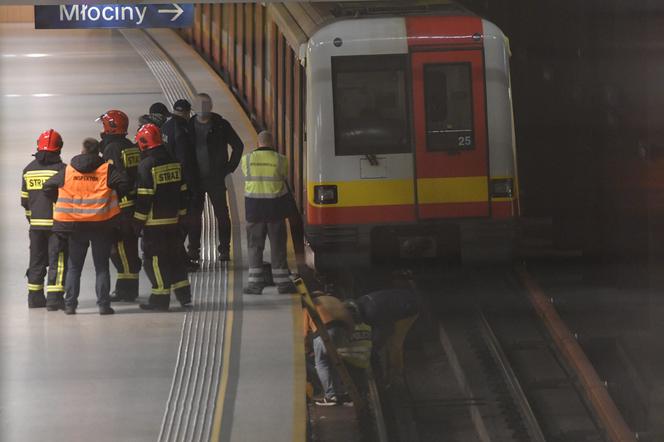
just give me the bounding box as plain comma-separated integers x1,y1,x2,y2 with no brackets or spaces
43,153,130,232
101,134,140,213
188,112,244,190
338,323,373,369
21,151,66,230
241,147,291,223
133,146,187,230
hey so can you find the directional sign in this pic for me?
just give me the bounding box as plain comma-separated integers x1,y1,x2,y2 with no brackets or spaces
34,4,193,29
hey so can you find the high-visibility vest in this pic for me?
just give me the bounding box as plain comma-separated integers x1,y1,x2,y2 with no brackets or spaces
241,149,288,199
53,163,120,222
338,323,373,369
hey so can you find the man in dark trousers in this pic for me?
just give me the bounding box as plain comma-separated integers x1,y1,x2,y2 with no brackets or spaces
162,99,198,270
133,123,191,311
21,129,67,309
44,138,130,315
97,109,142,302
241,131,296,294
188,92,244,262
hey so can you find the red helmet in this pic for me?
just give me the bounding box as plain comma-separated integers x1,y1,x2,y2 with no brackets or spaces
37,129,63,152
98,110,128,135
135,124,162,151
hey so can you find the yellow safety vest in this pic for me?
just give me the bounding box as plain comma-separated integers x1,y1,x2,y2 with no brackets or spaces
241,149,288,199
338,323,373,369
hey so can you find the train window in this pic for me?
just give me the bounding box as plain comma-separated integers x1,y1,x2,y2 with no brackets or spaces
424,63,474,151
332,55,410,156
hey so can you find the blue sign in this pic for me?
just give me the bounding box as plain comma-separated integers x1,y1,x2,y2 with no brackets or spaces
34,3,193,29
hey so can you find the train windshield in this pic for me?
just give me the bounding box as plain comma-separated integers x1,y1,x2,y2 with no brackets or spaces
332,54,410,156
424,63,475,151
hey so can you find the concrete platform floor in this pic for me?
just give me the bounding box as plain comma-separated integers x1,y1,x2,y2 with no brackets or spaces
0,24,182,442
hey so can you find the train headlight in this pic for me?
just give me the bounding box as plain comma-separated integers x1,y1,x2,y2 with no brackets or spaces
314,185,338,204
491,178,513,198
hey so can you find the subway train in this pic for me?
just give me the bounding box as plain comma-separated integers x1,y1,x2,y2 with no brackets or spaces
182,1,518,268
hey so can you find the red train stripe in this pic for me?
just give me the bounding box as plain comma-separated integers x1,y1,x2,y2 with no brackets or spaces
405,16,483,48
306,201,507,225
418,202,489,219
491,201,515,219
307,204,416,225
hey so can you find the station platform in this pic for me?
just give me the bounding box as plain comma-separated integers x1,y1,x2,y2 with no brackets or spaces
0,23,304,442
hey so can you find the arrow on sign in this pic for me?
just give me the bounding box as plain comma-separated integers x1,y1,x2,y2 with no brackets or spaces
158,3,184,21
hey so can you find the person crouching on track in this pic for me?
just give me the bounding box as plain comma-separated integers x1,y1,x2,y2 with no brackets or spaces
97,110,142,302
303,294,355,406
242,131,297,295
21,129,67,309
43,138,130,315
132,124,192,311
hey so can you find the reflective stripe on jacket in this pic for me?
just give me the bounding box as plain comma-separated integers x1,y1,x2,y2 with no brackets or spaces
21,158,65,230
53,163,120,222
241,149,288,199
338,323,373,369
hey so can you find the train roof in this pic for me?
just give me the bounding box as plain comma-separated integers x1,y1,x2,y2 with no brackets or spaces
268,1,474,60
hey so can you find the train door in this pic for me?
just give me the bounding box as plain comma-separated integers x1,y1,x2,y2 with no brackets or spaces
411,49,490,219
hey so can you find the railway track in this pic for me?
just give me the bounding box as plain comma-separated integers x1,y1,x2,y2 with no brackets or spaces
381,268,616,442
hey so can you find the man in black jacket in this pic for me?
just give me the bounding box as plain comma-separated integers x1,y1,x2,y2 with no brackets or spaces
162,99,198,270
21,129,67,309
188,93,244,261
43,138,130,315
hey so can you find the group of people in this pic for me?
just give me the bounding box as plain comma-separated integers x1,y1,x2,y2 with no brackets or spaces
22,92,297,315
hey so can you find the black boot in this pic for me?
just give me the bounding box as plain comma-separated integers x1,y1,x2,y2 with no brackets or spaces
111,280,138,302
99,305,115,315
140,294,170,311
46,293,64,311
28,291,47,308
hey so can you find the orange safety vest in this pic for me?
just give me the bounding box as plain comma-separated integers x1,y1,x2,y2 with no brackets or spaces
53,163,120,222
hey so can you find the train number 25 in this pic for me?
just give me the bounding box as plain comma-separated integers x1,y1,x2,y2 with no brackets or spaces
457,135,472,147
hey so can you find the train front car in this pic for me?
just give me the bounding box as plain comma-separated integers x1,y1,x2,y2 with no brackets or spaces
304,10,518,269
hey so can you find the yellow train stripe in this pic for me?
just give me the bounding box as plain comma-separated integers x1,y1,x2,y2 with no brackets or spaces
308,179,414,208
308,176,492,207
417,176,488,204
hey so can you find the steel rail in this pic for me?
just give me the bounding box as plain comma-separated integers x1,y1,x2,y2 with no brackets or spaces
516,265,637,442
477,312,547,442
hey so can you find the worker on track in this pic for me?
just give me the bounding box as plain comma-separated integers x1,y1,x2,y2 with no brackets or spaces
21,129,67,309
188,92,244,262
44,138,130,315
303,294,355,406
353,288,420,382
242,131,297,294
132,123,191,311
98,110,142,302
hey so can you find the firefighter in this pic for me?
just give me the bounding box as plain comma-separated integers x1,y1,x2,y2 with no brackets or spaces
21,129,67,309
43,138,130,315
97,110,142,302
132,124,191,311
241,131,296,294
